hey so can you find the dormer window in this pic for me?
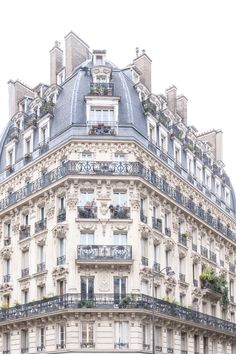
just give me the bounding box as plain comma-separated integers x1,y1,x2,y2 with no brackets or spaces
93,50,106,66
90,107,114,123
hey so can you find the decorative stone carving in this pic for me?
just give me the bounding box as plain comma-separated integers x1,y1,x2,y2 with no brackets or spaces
191,253,201,264
100,202,109,215
53,225,68,239
164,238,175,251
35,236,46,246
52,265,68,278
139,225,152,238
0,247,13,259
98,273,110,292
67,196,78,210
47,205,55,219
0,283,13,292
78,223,97,231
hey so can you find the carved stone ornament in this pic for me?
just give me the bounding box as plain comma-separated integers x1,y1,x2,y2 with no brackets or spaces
0,283,13,292
191,253,201,264
36,277,46,287
164,238,175,251
35,236,46,246
130,198,140,211
19,243,30,252
112,224,129,231
98,273,110,292
52,265,68,278
12,223,20,234
47,206,55,220
53,225,68,239
67,197,78,210
139,225,152,239
0,247,13,260
165,275,177,287
192,288,202,298
78,223,97,231
100,202,109,216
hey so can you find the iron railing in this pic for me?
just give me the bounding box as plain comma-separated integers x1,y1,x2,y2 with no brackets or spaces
229,263,236,273
152,217,162,231
3,274,11,283
209,251,217,263
201,246,208,258
36,345,45,351
140,212,147,223
192,243,197,252
110,206,130,219
0,293,236,335
57,211,66,222
21,268,29,278
153,262,160,273
19,226,30,240
89,123,116,136
0,160,235,243
179,273,186,283
37,262,46,273
165,227,171,237
77,245,132,261
78,206,97,219
178,234,187,246
57,255,66,265
141,257,148,266
35,219,47,233
193,279,198,287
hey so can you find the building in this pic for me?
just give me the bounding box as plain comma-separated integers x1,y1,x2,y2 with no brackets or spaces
0,30,236,353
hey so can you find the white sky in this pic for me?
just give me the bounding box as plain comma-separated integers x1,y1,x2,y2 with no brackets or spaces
0,0,236,189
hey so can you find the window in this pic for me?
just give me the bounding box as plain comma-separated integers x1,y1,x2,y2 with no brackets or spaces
37,327,45,352
25,137,31,154
142,324,150,350
141,279,149,295
113,232,127,245
114,277,127,302
196,164,202,182
187,154,193,175
225,189,230,205
81,276,94,301
179,293,186,306
165,250,171,269
205,171,211,189
231,311,235,323
141,238,148,265
80,232,94,245
222,342,227,354
212,339,217,354
202,302,207,314
3,259,10,279
21,329,29,352
148,122,156,143
57,280,65,296
3,332,10,352
37,244,45,271
57,325,66,349
37,285,46,300
160,134,167,151
57,238,66,264
80,191,95,206
230,280,234,299
203,336,208,354
155,326,162,351
8,150,13,165
194,335,199,354
193,263,198,284
89,107,114,123
81,322,94,348
40,125,48,144
114,321,129,349
174,146,181,163
5,222,11,238
167,329,173,351
3,294,10,307
211,304,216,317
215,181,221,197
95,55,103,65
22,250,29,275
22,290,29,304
113,192,127,207
181,332,187,352
39,207,45,221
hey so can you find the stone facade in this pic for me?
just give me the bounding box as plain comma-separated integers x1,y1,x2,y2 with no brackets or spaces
0,31,236,354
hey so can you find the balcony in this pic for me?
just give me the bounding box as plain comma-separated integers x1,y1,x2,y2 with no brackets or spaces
165,227,171,237
57,210,66,222
89,123,116,136
21,268,29,278
78,206,97,219
3,274,11,283
143,344,150,350
35,219,47,233
39,141,49,155
152,217,162,231
179,273,186,283
110,206,130,219
141,256,148,266
115,343,129,349
167,349,174,353
19,226,30,240
153,262,160,273
4,238,11,246
77,245,132,264
181,351,188,354
1,293,236,335
192,243,197,252
81,342,95,348
201,245,208,258
0,160,235,242
229,263,236,273
37,262,46,273
37,345,45,352
56,344,66,349
178,233,187,247
57,255,66,265
89,82,114,96
155,346,162,352
140,212,147,224
209,251,216,263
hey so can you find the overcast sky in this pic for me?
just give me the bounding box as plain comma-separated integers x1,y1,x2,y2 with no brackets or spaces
0,0,236,189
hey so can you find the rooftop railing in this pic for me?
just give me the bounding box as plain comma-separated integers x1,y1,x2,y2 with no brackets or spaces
0,160,235,243
1,293,236,335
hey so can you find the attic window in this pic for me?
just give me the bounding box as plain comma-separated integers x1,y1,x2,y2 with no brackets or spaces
95,55,103,65
89,108,114,123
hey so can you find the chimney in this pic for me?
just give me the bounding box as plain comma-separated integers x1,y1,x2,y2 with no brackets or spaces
8,80,34,119
166,86,177,114
215,130,223,161
50,41,63,84
176,95,188,125
65,31,90,78
133,50,152,91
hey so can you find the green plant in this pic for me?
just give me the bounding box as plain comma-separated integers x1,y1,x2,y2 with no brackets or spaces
119,296,132,308
81,300,95,308
1,303,9,309
14,301,21,308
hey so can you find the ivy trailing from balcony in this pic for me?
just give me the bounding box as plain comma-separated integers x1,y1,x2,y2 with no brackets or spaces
200,266,229,309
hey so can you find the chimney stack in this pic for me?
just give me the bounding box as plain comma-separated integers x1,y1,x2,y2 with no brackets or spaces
176,95,188,125
65,31,90,78
166,86,177,114
50,41,63,84
133,50,152,91
8,80,34,119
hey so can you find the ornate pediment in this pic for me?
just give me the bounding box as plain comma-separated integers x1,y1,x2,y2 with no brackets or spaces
52,265,68,278
53,224,68,239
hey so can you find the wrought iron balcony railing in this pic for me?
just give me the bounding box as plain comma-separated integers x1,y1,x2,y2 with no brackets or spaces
114,343,129,349
36,344,45,352
0,293,236,335
110,206,130,219
56,343,66,349
229,263,236,273
21,268,29,278
167,348,174,353
37,262,46,273
4,238,11,246
89,123,117,136
155,346,162,352
152,217,162,231
35,219,47,233
140,211,147,223
57,255,66,265
57,211,66,222
201,245,208,258
3,274,11,283
77,245,132,261
179,273,186,283
192,243,197,252
19,226,30,240
209,251,216,263
165,227,171,237
81,342,95,348
89,82,114,96
178,234,187,246
1,160,235,243
39,141,49,155
21,349,28,354
78,206,97,219
141,256,148,266
153,262,160,273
